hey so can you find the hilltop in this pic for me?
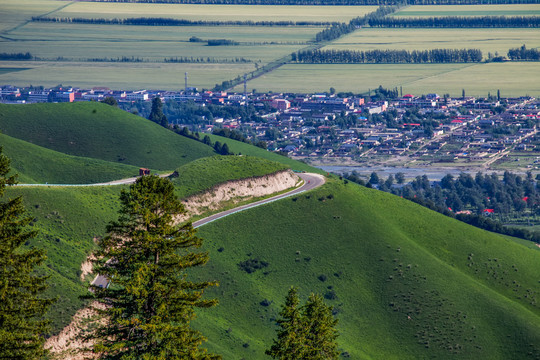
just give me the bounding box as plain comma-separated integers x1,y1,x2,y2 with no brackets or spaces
0,102,215,170
1,132,141,184
195,179,540,359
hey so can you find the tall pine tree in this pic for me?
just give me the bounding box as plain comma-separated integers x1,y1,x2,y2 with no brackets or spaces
88,175,220,359
267,288,339,360
0,148,53,359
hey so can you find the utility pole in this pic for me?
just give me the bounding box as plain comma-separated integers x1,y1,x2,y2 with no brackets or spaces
185,72,188,93
243,74,247,107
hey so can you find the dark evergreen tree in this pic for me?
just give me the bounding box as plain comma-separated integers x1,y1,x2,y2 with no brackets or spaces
149,97,168,127
88,175,220,360
266,287,306,359
0,148,54,360
220,143,231,155
267,288,339,360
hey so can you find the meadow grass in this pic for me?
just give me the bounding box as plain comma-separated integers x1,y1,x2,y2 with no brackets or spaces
0,61,255,90
1,133,141,184
172,155,290,198
52,2,377,22
6,185,123,332
393,4,540,17
205,133,324,174
194,179,540,358
233,62,540,97
0,102,216,169
328,28,540,60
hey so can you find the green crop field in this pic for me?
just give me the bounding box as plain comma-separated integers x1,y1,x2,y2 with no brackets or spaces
328,28,540,60
393,4,540,17
51,2,377,23
0,0,63,31
0,61,255,91
1,24,312,63
234,62,540,98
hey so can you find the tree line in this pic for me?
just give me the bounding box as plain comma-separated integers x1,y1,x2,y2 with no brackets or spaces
0,52,33,60
507,44,540,61
315,5,399,42
369,16,540,28
32,16,335,27
293,48,483,64
74,0,540,4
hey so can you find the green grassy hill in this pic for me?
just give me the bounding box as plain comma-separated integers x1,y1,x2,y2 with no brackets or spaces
172,155,290,198
205,133,323,174
7,185,123,332
193,179,540,359
0,102,215,170
1,133,141,184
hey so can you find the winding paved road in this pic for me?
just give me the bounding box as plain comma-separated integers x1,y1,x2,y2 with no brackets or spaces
90,172,325,289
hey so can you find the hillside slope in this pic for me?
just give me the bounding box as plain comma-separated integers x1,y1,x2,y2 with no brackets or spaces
194,179,540,359
0,102,215,170
1,133,141,184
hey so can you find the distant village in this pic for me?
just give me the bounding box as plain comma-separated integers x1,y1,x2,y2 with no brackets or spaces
2,84,539,168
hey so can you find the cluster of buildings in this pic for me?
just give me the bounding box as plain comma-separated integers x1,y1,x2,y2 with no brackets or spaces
2,84,538,166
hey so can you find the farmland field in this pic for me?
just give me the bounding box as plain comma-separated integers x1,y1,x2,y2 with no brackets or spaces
327,28,540,59
393,4,540,17
2,23,319,62
0,61,254,90
0,0,63,31
50,3,377,22
233,62,540,98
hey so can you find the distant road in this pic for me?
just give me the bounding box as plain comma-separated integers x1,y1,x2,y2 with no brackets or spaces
16,173,173,187
91,172,325,289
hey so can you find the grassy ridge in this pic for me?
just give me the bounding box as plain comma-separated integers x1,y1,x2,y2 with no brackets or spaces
172,155,290,198
1,133,141,184
0,102,215,170
194,179,540,359
206,133,323,174
6,186,123,332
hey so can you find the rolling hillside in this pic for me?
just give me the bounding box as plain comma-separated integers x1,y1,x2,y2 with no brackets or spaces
0,102,216,170
194,179,540,359
1,132,141,184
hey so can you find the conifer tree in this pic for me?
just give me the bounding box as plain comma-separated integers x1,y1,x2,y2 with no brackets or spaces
266,287,306,359
302,294,339,360
267,288,339,360
0,148,53,359
88,175,220,359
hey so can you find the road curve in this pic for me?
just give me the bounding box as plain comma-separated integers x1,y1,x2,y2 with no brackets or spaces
90,172,325,289
193,172,325,228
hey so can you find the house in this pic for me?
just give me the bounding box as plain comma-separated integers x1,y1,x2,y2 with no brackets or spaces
139,168,151,176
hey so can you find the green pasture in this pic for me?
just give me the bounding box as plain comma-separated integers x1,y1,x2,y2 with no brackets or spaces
393,4,540,17
328,28,540,59
51,2,377,23
0,102,216,169
235,62,540,97
0,61,254,91
195,179,540,358
206,133,323,174
1,133,141,184
6,185,123,332
172,155,290,198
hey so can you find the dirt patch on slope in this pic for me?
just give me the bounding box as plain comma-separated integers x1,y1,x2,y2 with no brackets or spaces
181,169,300,218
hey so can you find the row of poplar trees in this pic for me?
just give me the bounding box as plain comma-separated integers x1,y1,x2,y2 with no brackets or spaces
0,148,339,359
